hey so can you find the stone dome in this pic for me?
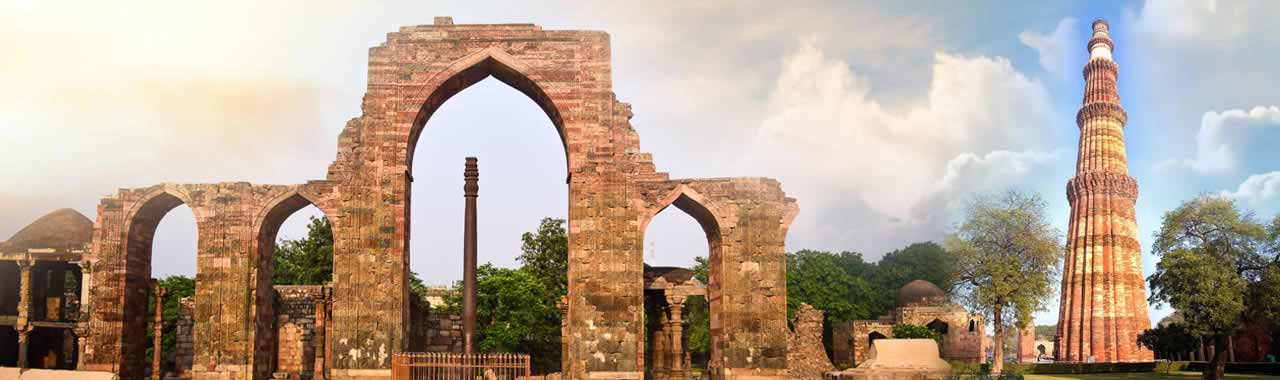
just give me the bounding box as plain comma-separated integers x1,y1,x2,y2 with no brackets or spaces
1,208,93,252
896,280,947,307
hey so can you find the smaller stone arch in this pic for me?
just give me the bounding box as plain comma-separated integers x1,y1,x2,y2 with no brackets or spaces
249,189,338,379
868,331,888,345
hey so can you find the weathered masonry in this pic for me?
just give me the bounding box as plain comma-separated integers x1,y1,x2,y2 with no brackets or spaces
74,18,798,380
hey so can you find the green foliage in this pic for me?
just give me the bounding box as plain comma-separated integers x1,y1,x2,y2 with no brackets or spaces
438,218,568,373
1034,325,1056,339
1147,196,1280,380
786,249,876,323
273,216,333,285
687,256,711,355
517,218,569,298
470,264,562,372
145,275,196,372
945,189,1062,373
891,323,940,340
1137,323,1199,362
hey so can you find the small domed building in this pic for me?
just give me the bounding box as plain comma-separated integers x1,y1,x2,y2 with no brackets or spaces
834,280,986,365
0,208,94,369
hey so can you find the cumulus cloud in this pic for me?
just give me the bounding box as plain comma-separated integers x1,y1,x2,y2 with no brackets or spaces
752,39,1064,254
1163,106,1280,173
1019,17,1077,77
1220,171,1280,206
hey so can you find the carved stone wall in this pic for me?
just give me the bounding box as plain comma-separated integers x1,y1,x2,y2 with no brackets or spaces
80,18,797,380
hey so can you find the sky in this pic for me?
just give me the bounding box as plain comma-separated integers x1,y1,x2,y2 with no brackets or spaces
2,0,1279,328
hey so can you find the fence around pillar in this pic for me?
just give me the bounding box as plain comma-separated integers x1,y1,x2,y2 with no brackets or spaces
391,352,532,380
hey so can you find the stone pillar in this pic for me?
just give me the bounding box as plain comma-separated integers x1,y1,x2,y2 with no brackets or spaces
667,295,687,380
16,259,34,369
75,260,92,371
652,309,670,379
558,296,570,377
313,288,329,380
152,281,165,380
1017,324,1037,363
462,157,479,354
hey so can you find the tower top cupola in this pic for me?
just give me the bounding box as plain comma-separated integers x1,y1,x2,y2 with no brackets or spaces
1089,18,1114,61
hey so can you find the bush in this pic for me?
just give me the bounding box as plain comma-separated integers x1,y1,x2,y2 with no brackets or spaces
955,362,1157,375
893,323,941,340
1155,361,1190,373
1184,362,1280,375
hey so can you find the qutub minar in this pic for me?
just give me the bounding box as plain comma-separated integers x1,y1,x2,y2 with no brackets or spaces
1054,19,1155,362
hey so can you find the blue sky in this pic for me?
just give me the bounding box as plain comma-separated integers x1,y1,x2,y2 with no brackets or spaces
2,1,1279,328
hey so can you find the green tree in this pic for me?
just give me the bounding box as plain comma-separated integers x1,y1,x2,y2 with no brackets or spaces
273,216,333,285
145,275,195,373
444,264,562,373
1137,323,1198,370
891,323,940,341
517,218,569,298
687,256,712,356
876,242,956,293
786,249,876,323
1147,196,1280,380
945,189,1061,374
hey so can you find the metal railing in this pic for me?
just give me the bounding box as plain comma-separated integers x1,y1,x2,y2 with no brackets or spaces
392,352,532,380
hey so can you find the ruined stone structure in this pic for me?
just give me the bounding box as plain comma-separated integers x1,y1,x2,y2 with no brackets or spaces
0,209,91,370
643,265,707,380
842,281,984,365
67,18,796,380
786,304,834,380
1053,19,1154,363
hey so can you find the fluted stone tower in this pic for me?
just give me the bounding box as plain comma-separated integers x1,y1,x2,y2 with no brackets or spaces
1054,19,1154,363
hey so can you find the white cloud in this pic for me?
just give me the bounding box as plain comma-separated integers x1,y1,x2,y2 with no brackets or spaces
1220,171,1280,205
1019,18,1077,77
1168,106,1280,173
752,39,1064,254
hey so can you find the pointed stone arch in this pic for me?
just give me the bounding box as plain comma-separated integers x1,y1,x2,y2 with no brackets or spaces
405,46,569,174
247,188,338,379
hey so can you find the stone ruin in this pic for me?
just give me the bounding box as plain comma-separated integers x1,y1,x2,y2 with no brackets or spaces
786,304,835,380
3,18,801,380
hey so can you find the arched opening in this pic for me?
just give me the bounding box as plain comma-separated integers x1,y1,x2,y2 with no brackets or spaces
252,192,333,380
868,331,887,347
926,319,949,336
968,320,976,333
122,192,198,380
403,52,569,374
640,191,721,380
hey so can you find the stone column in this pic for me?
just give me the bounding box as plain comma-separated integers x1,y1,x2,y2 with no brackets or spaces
667,295,686,380
313,287,329,380
652,309,670,379
462,157,479,353
152,281,166,380
75,260,92,371
16,259,34,369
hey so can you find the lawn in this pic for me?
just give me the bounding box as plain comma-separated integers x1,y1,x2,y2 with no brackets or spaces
1026,372,1280,380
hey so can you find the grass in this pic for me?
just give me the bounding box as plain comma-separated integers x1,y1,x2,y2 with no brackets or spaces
1025,372,1280,380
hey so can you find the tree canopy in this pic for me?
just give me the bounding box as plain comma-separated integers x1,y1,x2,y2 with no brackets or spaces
945,189,1061,374
1147,195,1280,380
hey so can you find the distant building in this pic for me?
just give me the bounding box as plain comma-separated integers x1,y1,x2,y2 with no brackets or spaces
833,280,986,366
0,209,92,369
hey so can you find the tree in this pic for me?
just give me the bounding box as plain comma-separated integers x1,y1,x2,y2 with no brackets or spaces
945,189,1061,374
876,242,956,293
517,218,569,298
687,256,712,356
273,216,333,285
1147,196,1280,380
146,275,195,373
892,323,940,341
273,215,432,304
786,249,876,323
1137,323,1198,369
471,264,562,373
